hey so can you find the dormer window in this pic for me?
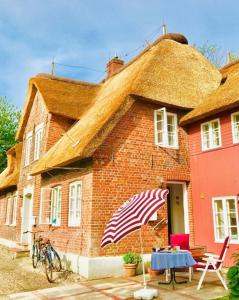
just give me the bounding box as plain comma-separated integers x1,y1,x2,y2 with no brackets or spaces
231,112,239,144
154,108,178,148
34,123,44,160
201,119,221,151
24,131,32,166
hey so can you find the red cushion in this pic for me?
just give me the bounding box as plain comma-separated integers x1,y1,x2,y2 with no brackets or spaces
170,234,190,250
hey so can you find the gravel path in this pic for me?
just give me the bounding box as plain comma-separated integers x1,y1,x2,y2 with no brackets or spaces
0,246,78,299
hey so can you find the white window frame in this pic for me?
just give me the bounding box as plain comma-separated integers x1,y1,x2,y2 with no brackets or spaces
24,131,32,166
154,108,178,149
201,119,221,151
68,181,82,227
39,188,52,225
34,123,44,160
11,192,18,226
231,112,239,144
5,195,12,225
212,196,239,244
50,186,62,226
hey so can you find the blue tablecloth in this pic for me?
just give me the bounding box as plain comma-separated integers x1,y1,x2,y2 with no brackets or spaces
151,251,196,270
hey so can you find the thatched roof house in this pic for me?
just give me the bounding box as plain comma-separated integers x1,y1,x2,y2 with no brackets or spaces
0,143,22,191
28,35,221,175
180,60,239,126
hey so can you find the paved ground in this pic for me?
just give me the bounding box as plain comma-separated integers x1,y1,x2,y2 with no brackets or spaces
0,246,79,299
8,271,228,300
0,246,228,300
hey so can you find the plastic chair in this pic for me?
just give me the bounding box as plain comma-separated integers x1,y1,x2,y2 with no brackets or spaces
195,236,230,290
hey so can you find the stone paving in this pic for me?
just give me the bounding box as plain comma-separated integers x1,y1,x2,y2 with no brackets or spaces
8,272,228,300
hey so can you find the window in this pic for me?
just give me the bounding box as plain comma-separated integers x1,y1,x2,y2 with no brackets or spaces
24,131,32,166
201,119,221,150
5,196,12,225
50,186,62,226
231,112,239,144
154,108,178,148
212,197,239,242
11,193,18,226
34,123,44,160
68,181,82,226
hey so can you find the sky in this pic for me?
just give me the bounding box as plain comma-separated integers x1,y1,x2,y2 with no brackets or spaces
0,0,239,108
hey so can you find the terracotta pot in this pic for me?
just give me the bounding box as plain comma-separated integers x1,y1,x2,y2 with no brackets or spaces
124,263,137,277
148,267,160,277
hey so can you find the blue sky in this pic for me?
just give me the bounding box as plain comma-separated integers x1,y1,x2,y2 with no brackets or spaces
0,0,239,108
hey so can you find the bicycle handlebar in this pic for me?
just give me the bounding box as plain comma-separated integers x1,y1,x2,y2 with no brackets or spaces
23,228,57,234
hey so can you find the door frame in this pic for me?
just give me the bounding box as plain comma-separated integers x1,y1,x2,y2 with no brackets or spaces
20,185,34,245
167,181,190,234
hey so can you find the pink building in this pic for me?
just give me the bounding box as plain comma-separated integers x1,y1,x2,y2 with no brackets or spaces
181,60,239,265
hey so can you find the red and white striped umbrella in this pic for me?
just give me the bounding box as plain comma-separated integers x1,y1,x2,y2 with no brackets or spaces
101,188,168,248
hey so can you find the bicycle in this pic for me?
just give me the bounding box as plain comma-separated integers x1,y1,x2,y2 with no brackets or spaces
23,230,62,283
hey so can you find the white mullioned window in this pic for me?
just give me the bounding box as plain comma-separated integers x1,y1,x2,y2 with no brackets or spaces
34,123,44,160
5,195,12,225
154,108,178,148
50,186,62,226
212,197,239,243
24,131,32,166
11,192,18,226
68,181,82,226
231,112,239,144
201,119,221,151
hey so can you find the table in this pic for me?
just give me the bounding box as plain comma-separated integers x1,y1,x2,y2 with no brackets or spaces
151,251,196,286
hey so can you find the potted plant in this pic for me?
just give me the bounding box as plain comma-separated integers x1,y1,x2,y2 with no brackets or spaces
123,252,141,277
144,261,160,277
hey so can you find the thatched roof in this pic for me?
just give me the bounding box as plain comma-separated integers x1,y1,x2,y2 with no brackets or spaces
30,38,221,175
180,60,239,126
16,75,100,140
0,143,22,191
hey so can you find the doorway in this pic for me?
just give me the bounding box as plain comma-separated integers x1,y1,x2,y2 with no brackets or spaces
21,190,33,245
167,182,189,242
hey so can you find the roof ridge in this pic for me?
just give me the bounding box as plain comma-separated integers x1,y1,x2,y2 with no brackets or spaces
34,73,100,87
220,59,239,72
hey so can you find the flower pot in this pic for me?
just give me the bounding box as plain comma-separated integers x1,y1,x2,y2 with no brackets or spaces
124,263,137,277
148,267,160,277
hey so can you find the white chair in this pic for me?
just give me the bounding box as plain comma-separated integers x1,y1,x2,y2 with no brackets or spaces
195,236,230,290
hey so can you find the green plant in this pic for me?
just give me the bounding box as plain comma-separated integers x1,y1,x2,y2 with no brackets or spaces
123,252,141,265
227,249,239,299
145,261,151,268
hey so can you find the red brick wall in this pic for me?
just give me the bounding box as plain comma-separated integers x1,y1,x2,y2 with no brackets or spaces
91,100,193,256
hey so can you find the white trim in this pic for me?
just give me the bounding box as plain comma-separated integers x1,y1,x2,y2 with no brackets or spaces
39,188,53,225
26,131,33,139
34,123,44,161
20,185,34,244
24,132,33,166
50,186,62,226
11,191,18,226
167,181,189,234
201,118,222,151
212,196,239,244
231,111,239,144
154,108,179,149
5,195,12,225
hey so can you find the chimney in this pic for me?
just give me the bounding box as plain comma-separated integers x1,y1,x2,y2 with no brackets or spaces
106,56,124,78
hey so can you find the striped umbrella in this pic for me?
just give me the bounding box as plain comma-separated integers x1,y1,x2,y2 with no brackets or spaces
101,188,168,248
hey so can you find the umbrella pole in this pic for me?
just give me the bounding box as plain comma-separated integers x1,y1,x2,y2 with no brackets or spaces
139,228,147,288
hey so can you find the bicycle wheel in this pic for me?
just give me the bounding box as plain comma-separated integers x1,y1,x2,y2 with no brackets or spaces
52,249,62,272
44,257,54,283
32,244,39,268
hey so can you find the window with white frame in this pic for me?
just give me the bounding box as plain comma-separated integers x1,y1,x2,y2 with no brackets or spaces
34,123,44,160
201,119,221,150
11,193,18,225
154,108,178,148
213,197,239,242
5,196,12,225
231,112,239,144
24,131,32,166
50,186,62,226
68,181,82,226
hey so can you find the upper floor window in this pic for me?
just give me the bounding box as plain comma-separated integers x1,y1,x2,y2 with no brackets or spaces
68,181,82,227
154,108,178,148
201,119,221,151
231,112,239,144
50,186,62,226
212,197,239,243
24,131,32,166
34,123,44,160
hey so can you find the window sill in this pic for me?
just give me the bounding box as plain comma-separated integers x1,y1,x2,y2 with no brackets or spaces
9,224,16,227
155,144,179,150
215,239,239,245
202,146,222,152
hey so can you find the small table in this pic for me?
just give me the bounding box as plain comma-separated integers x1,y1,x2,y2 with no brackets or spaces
151,251,196,287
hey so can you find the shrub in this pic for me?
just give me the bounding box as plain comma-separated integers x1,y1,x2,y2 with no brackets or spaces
123,252,142,264
227,249,239,299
